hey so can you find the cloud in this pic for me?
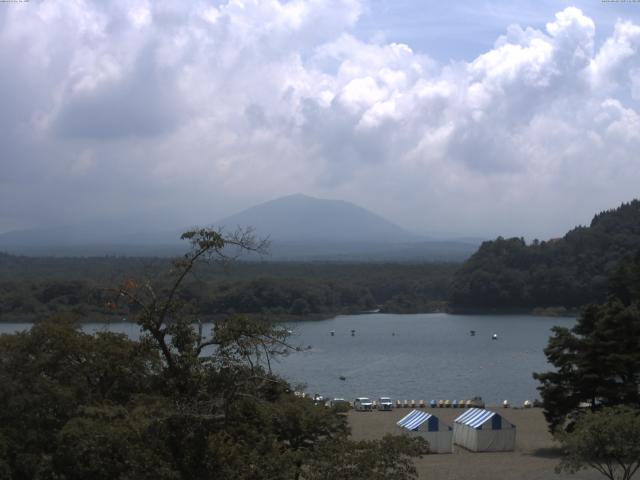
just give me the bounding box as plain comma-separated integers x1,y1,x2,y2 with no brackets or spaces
1,2,640,238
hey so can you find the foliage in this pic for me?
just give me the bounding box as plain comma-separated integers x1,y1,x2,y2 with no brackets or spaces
53,404,179,480
556,406,640,480
202,277,376,317
534,251,640,432
0,256,456,321
0,319,162,479
306,435,429,480
0,228,428,479
451,200,640,310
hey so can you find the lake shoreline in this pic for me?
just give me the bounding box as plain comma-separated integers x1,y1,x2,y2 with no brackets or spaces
446,306,581,317
0,306,581,324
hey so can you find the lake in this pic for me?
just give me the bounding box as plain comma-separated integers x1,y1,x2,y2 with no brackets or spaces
0,313,574,406
277,313,575,405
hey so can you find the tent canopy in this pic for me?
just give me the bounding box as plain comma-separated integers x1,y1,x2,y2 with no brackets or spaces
397,409,443,432
453,408,515,452
454,408,505,430
397,409,453,453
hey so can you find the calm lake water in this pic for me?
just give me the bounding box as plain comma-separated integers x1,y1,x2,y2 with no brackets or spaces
0,313,574,406
277,313,575,405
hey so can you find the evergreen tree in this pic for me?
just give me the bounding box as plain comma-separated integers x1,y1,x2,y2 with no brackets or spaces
534,252,640,432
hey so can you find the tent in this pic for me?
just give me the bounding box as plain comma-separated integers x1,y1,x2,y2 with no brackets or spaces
397,409,452,453
453,408,516,452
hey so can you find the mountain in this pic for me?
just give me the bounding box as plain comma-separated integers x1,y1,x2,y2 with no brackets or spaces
217,194,417,243
0,194,479,261
450,199,640,311
215,194,478,261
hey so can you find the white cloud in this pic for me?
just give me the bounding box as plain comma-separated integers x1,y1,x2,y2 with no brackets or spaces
1,2,640,238
631,68,640,100
591,19,640,91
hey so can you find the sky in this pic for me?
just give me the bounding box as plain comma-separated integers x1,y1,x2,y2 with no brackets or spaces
1,0,640,239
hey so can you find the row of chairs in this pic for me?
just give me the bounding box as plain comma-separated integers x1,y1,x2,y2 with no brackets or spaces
297,392,535,409
394,399,535,409
395,399,480,408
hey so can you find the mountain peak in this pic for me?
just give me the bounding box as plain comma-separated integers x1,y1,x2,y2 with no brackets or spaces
218,195,416,243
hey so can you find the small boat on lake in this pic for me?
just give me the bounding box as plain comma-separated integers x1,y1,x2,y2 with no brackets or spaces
492,333,498,340
470,330,476,336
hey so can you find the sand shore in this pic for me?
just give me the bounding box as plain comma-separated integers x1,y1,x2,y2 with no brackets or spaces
348,407,602,480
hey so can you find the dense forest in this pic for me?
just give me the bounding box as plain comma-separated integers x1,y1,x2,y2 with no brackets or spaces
0,254,455,322
450,200,640,311
0,229,429,479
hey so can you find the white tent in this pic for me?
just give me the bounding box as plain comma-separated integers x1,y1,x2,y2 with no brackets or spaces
397,409,452,453
453,408,516,452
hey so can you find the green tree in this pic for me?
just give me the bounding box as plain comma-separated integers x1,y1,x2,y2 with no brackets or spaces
53,404,179,480
0,227,430,480
0,433,11,480
306,435,429,480
556,406,640,480
451,200,640,311
534,252,640,432
290,297,311,315
113,227,271,379
0,319,161,479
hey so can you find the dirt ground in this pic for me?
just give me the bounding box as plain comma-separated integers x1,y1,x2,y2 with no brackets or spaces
348,407,602,480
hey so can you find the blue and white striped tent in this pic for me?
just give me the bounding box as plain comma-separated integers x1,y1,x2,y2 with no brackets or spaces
453,408,515,452
397,410,452,453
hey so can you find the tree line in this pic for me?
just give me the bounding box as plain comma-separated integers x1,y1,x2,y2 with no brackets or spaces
0,257,456,322
450,200,640,311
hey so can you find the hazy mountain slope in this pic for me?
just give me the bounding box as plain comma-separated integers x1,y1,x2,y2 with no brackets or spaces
217,194,418,242
0,215,182,256
0,194,478,260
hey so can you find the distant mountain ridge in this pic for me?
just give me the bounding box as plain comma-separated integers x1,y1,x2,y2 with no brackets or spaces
217,194,418,243
450,199,640,310
0,194,479,261
0,214,182,256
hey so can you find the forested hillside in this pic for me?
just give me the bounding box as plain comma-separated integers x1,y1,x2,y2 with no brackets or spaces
0,255,455,321
450,200,640,310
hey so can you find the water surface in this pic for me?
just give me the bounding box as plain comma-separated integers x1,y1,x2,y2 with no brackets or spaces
275,313,574,405
0,313,573,405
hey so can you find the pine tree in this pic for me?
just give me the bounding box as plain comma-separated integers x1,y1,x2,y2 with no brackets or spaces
534,251,640,432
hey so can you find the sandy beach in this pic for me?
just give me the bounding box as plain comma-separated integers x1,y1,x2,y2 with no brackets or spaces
348,407,602,480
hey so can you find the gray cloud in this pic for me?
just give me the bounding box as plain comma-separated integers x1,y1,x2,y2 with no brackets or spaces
1,1,640,238
52,46,183,139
